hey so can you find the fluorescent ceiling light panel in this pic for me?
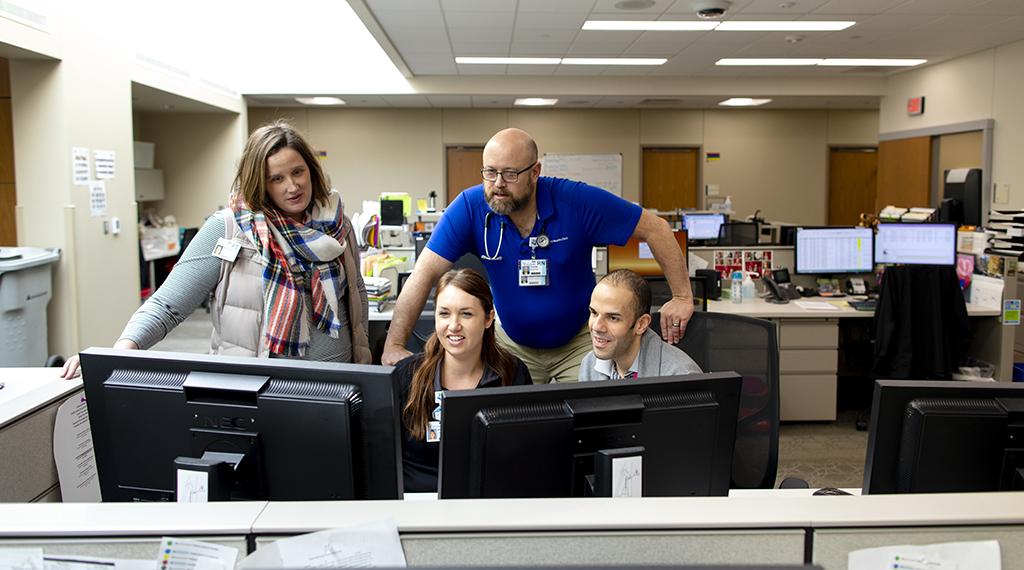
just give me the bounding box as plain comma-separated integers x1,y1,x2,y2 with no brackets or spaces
456,57,561,65
515,98,558,106
583,20,718,31
715,21,855,31
719,98,772,107
819,58,927,66
716,58,822,66
561,58,667,65
295,96,345,105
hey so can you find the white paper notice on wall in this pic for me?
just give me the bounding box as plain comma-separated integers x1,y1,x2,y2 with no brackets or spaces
72,147,91,186
848,539,1000,570
89,181,107,217
94,150,116,179
542,153,622,197
970,274,1004,309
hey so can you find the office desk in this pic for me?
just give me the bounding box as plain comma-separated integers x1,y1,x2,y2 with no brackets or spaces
2,493,1024,569
708,298,1003,421
0,368,82,502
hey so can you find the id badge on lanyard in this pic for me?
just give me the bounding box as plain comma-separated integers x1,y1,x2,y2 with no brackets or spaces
519,258,548,287
426,390,443,443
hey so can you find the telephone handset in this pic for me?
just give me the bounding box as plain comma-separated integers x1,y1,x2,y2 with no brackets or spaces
764,276,802,303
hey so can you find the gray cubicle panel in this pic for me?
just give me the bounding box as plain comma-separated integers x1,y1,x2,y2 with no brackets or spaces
0,537,250,563
813,526,1024,570
254,530,807,566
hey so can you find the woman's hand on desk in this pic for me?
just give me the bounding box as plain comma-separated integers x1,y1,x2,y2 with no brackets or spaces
60,339,140,379
659,297,694,344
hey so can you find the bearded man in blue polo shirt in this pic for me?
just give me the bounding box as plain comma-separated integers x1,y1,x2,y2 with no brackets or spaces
382,128,693,383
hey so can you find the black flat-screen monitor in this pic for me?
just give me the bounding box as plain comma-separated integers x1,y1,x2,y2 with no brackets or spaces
438,372,742,499
80,348,403,502
683,213,726,241
863,379,1024,494
794,226,873,275
874,223,956,266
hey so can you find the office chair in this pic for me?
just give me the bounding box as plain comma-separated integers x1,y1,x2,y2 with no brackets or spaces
405,314,437,354
717,221,760,246
652,311,781,489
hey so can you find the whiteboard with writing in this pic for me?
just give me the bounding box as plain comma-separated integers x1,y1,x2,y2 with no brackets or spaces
542,153,622,197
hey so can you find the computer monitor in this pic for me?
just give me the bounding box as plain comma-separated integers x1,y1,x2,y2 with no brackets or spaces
863,379,1024,495
438,372,742,499
607,231,687,277
683,213,725,241
874,223,956,266
793,226,873,275
80,348,403,502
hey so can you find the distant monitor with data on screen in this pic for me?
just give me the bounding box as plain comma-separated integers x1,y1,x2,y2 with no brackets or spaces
607,231,687,277
874,223,956,266
794,226,874,275
683,213,725,241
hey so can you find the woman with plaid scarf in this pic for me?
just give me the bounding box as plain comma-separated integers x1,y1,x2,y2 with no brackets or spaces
62,121,369,378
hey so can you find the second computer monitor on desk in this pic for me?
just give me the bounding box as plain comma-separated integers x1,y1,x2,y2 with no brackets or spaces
794,226,874,275
607,231,687,277
683,213,725,241
874,223,956,266
438,372,742,499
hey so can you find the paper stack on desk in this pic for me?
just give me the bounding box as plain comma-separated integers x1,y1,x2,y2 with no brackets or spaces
365,276,392,312
985,210,1024,257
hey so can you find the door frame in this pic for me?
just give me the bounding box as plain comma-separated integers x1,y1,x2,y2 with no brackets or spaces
639,145,703,210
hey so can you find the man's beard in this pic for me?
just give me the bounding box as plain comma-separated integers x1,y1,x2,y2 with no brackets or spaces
486,184,532,215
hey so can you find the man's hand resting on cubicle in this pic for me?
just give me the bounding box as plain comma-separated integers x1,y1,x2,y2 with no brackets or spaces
382,343,413,367
658,296,694,345
60,339,140,379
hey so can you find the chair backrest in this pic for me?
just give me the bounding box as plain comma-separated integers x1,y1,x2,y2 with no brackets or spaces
405,315,437,354
718,221,760,246
652,311,781,489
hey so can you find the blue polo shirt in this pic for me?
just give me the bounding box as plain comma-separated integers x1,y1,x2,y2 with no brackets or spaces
427,177,642,349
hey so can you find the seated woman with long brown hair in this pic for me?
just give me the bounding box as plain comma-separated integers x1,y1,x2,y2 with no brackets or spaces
394,268,532,492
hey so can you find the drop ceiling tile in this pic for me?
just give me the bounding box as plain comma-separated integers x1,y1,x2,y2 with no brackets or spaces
471,95,517,106
449,26,513,44
518,0,599,12
739,0,831,14
887,0,990,16
381,95,433,107
427,95,473,106
593,0,666,14
450,41,510,56
514,11,588,28
456,64,510,74
812,0,909,15
441,0,516,12
373,9,445,27
976,0,1024,16
367,0,440,11
505,65,559,75
511,28,579,43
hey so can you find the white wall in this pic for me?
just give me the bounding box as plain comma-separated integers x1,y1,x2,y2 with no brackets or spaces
881,39,1024,209
250,107,878,225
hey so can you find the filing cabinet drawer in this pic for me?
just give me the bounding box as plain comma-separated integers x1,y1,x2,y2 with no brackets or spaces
780,374,837,421
778,319,839,349
780,348,838,373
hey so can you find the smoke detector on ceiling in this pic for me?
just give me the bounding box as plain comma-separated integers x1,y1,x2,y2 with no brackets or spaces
693,0,732,19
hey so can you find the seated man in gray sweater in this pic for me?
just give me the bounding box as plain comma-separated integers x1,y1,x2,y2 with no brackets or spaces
580,269,702,381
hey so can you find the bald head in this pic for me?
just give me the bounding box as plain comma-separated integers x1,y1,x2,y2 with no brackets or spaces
484,128,538,165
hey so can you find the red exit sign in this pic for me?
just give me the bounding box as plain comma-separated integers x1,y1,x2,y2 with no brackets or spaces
907,96,925,116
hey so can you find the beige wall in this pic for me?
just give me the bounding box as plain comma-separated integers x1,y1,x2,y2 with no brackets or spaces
135,112,247,228
249,107,877,225
937,131,983,175
880,39,1024,209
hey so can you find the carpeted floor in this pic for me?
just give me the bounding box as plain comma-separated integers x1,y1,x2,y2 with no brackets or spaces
156,310,871,491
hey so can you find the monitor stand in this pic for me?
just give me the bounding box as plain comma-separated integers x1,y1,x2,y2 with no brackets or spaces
585,447,645,498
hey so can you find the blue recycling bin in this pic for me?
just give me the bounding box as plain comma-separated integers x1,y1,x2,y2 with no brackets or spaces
0,247,61,367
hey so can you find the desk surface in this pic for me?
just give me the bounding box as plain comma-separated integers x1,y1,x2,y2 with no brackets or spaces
708,297,999,318
0,368,81,429
1,492,1021,537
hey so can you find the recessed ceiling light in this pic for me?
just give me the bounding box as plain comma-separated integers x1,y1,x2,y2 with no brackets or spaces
583,20,718,31
819,58,927,66
515,98,558,106
715,21,855,31
295,96,346,105
456,57,561,65
716,58,822,66
719,98,772,107
561,57,667,65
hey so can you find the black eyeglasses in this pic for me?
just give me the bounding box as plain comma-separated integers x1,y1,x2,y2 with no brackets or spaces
481,163,536,183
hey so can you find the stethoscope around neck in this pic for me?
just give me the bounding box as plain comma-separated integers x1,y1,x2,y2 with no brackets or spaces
481,210,549,261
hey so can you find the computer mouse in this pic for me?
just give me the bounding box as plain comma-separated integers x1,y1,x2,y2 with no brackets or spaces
812,487,852,496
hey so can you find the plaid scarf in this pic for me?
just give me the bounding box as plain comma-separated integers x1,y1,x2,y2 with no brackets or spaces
230,189,350,356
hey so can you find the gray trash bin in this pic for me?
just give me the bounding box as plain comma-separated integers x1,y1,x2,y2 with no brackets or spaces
0,246,61,367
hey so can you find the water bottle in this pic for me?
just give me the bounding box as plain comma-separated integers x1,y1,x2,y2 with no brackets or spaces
731,270,743,303
742,272,756,303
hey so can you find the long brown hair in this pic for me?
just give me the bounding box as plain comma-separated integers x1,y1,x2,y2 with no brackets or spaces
402,268,519,440
234,120,331,217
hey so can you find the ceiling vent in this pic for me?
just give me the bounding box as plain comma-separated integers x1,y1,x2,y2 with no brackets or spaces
639,98,685,106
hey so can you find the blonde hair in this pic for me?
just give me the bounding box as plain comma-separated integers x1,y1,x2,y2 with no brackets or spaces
234,120,330,216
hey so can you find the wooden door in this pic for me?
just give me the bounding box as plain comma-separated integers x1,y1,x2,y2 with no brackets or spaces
876,136,931,212
0,57,14,246
446,146,483,206
828,147,877,226
642,148,698,210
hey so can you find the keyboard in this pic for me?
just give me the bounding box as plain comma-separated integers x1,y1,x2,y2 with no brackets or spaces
847,299,877,312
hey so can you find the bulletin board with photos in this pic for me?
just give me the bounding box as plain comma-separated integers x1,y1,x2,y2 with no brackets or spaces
714,250,775,279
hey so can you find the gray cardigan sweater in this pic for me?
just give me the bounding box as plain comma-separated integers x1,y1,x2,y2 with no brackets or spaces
579,328,703,381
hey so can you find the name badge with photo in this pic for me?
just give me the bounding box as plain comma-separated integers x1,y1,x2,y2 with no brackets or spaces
212,238,241,262
518,258,548,287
